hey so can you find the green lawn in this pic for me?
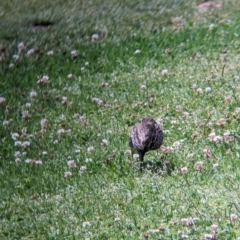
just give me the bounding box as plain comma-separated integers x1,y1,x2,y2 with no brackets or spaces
1,0,240,239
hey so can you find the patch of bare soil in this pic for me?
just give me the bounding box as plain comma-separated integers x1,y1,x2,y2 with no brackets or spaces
197,1,222,12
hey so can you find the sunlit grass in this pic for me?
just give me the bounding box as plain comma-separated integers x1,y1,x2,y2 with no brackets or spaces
1,0,240,239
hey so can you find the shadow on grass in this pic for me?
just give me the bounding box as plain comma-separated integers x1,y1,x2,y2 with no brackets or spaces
143,159,175,175
32,19,54,27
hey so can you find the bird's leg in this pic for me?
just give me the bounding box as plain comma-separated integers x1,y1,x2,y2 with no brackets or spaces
139,151,145,172
129,139,135,159
131,147,134,158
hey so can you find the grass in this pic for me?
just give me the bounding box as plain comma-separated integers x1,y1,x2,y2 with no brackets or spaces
1,0,240,239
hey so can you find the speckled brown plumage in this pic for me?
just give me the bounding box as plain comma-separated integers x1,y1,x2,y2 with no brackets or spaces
129,117,164,171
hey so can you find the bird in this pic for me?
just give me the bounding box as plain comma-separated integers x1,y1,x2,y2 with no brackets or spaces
129,117,164,172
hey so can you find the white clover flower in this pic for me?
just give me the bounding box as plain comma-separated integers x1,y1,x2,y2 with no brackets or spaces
64,171,72,178
0,97,6,105
134,49,141,54
26,49,35,56
35,160,43,165
172,141,182,149
195,161,203,171
148,229,160,233
144,102,148,106
209,23,215,30
67,160,77,168
87,146,94,152
133,154,139,159
15,158,21,163
183,111,190,118
22,110,30,119
223,130,232,142
47,50,54,56
208,132,216,141
41,118,47,127
30,91,37,98
85,158,92,163
42,75,49,82
202,233,214,239
223,130,230,136
102,139,108,146
80,115,86,122
71,50,77,58
14,151,21,157
37,75,49,84
164,130,171,135
14,141,22,146
216,119,226,126
203,147,212,158
11,133,19,140
187,153,194,158
61,96,67,104
235,107,240,114
3,120,9,126
230,213,238,222
42,151,47,155
55,195,62,200
125,150,131,155
213,163,219,168
106,129,112,134
181,217,194,226
213,135,223,143
196,88,203,94
18,42,25,52
66,129,72,134
92,97,99,102
161,69,168,76
211,224,218,233
22,141,30,148
114,217,121,222
67,74,72,78
140,84,146,91
101,82,109,87
82,221,91,227
97,99,103,105
25,103,31,108
92,97,104,105
57,128,65,134
192,83,198,90
25,158,32,163
21,127,27,134
13,54,19,60
53,139,59,144
80,166,87,172
181,167,188,175
74,113,80,118
92,34,99,42
181,234,189,239
205,87,211,92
